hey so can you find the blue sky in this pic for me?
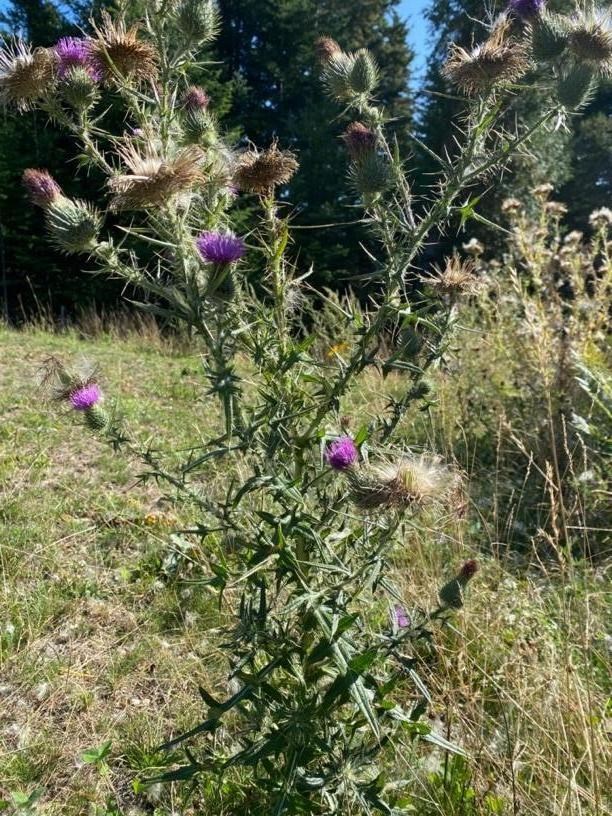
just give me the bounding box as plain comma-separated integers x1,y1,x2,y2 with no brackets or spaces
401,0,432,79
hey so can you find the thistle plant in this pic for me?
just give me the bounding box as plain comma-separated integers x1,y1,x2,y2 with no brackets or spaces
4,0,604,811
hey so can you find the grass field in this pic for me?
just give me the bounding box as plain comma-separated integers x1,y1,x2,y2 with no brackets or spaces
1,326,610,815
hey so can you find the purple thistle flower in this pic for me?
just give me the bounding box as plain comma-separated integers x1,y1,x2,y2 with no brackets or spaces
54,37,102,81
196,231,245,265
394,604,410,629
183,85,210,111
69,382,102,411
325,436,358,470
22,168,62,207
507,0,545,21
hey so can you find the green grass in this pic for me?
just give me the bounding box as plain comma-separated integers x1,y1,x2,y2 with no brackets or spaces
0,326,609,816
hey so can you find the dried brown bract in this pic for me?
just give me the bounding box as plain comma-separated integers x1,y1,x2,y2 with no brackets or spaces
233,143,298,194
108,143,204,210
426,255,481,297
89,12,158,82
0,41,55,109
443,21,530,94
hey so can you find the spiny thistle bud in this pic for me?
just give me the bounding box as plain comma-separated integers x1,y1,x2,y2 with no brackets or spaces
89,12,158,83
233,143,298,194
348,48,378,95
181,101,217,147
314,36,343,63
321,50,356,101
507,0,545,22
108,143,204,210
425,255,480,297
176,0,220,44
60,66,100,110
22,168,62,208
349,150,390,197
342,122,377,160
589,207,612,229
557,64,596,110
0,40,55,110
530,12,569,60
568,11,612,74
45,197,101,254
443,20,529,95
347,454,459,513
325,436,359,471
438,560,479,609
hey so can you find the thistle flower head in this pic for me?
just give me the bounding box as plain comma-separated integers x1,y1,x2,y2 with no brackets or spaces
69,382,102,411
443,20,530,94
569,10,612,74
89,12,158,82
314,36,343,63
0,39,55,109
22,168,62,207
532,182,554,200
108,142,204,210
196,231,245,265
393,604,410,629
439,560,479,609
507,0,545,22
342,122,377,160
544,200,568,217
41,357,98,403
325,436,358,470
348,453,460,512
462,237,485,257
589,207,612,228
182,85,209,111
563,230,583,245
54,37,101,81
426,255,480,297
233,143,298,194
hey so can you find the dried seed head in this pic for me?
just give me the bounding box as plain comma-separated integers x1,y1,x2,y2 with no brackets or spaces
348,454,460,513
233,143,298,194
0,40,55,109
425,255,481,297
22,168,62,208
569,11,612,73
314,36,343,63
589,207,612,228
443,21,529,94
563,230,583,245
342,122,377,160
501,196,523,215
89,12,158,82
462,237,485,256
108,143,204,210
532,182,554,200
544,200,568,217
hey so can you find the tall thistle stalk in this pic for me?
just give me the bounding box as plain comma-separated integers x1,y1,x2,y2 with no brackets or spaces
3,0,606,812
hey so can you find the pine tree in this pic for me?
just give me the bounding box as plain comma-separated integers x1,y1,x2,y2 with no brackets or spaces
215,0,414,286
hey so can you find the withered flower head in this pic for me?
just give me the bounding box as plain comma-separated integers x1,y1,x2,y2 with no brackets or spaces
563,230,583,245
463,237,485,256
544,200,568,217
532,182,554,200
348,453,461,513
314,36,343,63
589,206,612,228
108,143,204,210
425,255,481,297
569,11,612,73
443,20,530,94
233,142,298,194
501,196,523,215
0,40,55,110
182,85,209,111
89,12,158,82
342,122,377,160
